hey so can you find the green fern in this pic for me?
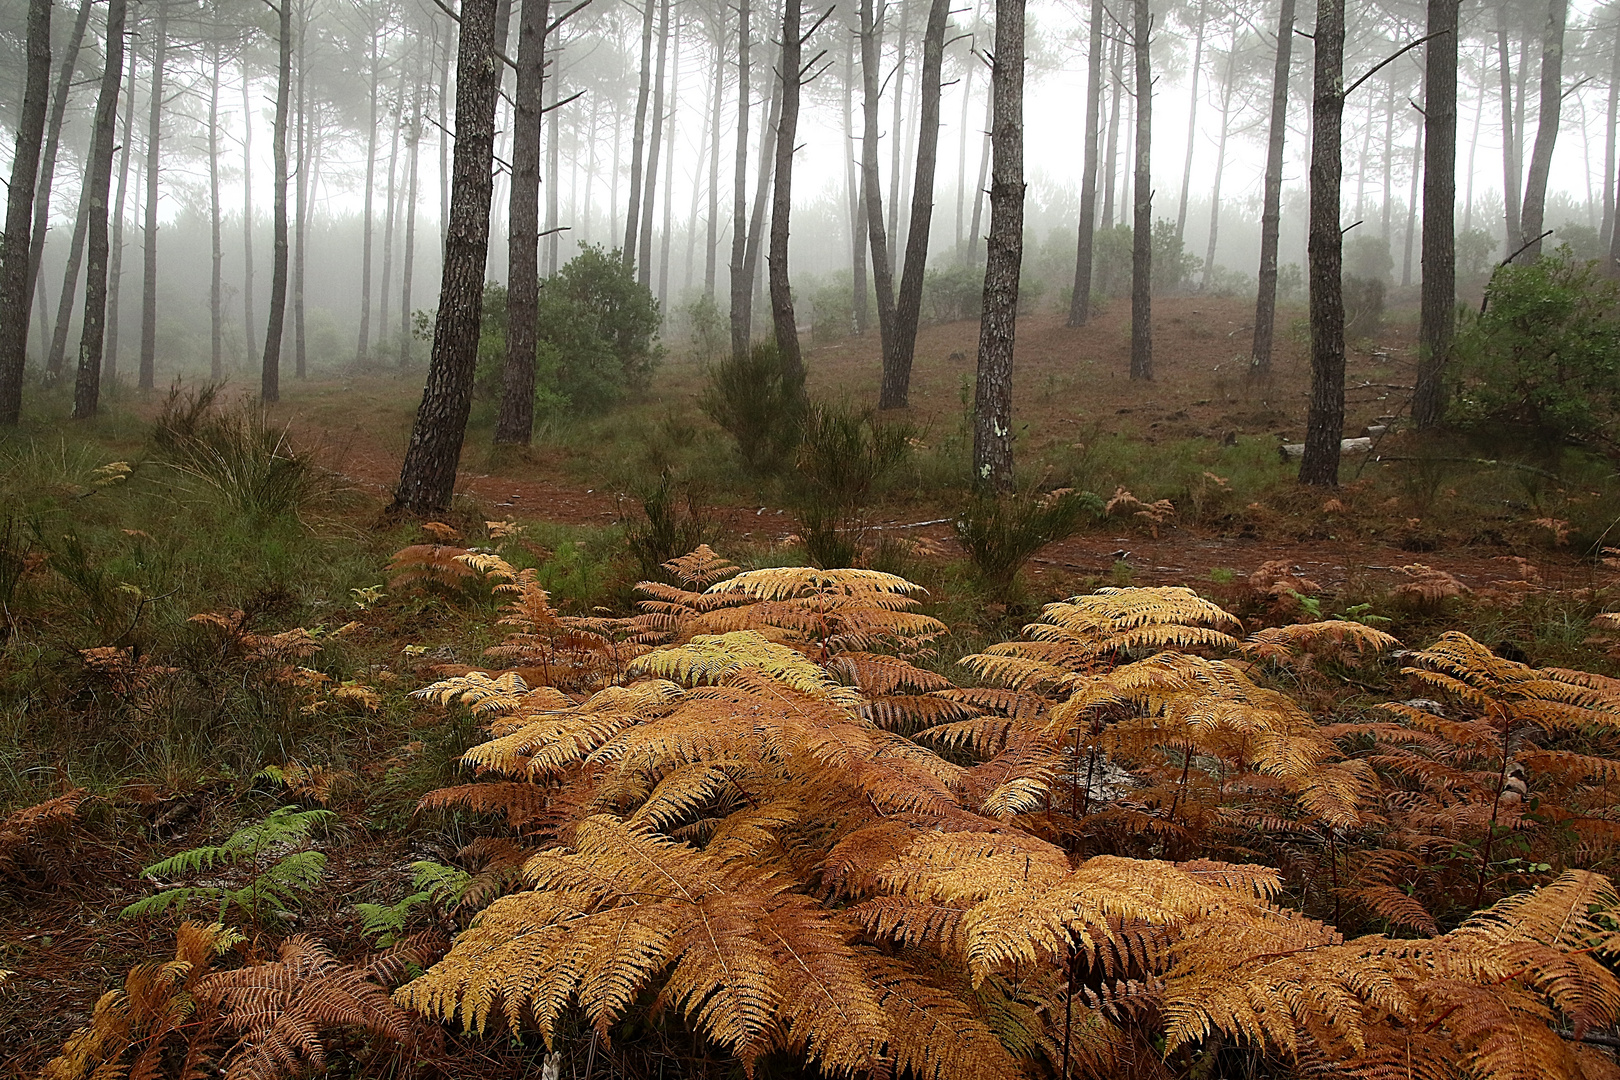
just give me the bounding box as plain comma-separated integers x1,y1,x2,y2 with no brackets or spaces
121,806,334,926
355,860,471,946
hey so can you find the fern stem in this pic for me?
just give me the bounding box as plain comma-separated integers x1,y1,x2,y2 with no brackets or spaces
1476,703,1515,910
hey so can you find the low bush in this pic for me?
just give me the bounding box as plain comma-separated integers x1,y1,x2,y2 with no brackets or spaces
701,341,805,475
792,403,913,567
953,487,1103,599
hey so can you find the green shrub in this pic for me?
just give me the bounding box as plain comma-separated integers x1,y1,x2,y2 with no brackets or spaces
792,403,913,567
1343,275,1385,340
625,469,713,581
474,245,662,417
921,263,984,324
702,341,805,475
1452,249,1620,444
953,488,1104,600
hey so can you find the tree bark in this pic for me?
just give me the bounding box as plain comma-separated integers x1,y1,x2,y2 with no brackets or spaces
1464,39,1485,235
1414,0,1458,430
1401,119,1421,288
768,0,804,385
394,0,503,515
728,0,753,358
495,0,551,445
624,0,657,269
954,36,974,253
1496,6,1521,252
357,16,381,364
1067,0,1103,327
401,65,424,368
544,38,562,276
138,0,168,392
439,25,451,249
659,17,680,305
844,33,868,333
859,0,897,362
1128,0,1152,381
73,0,127,420
1199,42,1235,292
1603,17,1620,255
1174,0,1205,244
1249,0,1295,375
967,81,991,262
1298,0,1346,488
744,74,781,335
0,0,53,426
887,1,912,251
639,0,671,289
242,63,257,364
971,0,1023,495
705,17,724,298
1101,35,1122,230
292,10,311,382
262,0,293,403
46,153,93,380
108,29,139,385
26,0,94,318
380,75,404,360
208,34,223,381
1519,0,1567,258
880,0,949,409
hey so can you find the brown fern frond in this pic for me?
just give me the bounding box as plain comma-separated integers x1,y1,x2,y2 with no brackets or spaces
825,651,955,694
386,543,475,590
1243,620,1401,665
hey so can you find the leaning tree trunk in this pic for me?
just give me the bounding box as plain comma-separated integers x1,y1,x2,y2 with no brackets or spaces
1128,0,1152,381
881,0,949,410
1298,0,1346,488
744,77,781,334
967,87,992,262
1496,6,1521,253
393,0,503,515
1520,0,1567,258
638,0,671,289
26,0,93,317
495,0,550,445
768,0,805,386
1067,0,1105,327
1250,0,1296,374
972,0,1024,495
624,0,657,270
108,30,138,384
728,0,753,359
46,161,93,380
1401,120,1422,288
1174,0,1206,244
262,0,293,403
400,71,423,368
357,21,380,364
843,35,869,335
0,0,53,427
74,0,128,420
439,26,450,248
1413,0,1458,429
859,0,898,366
139,0,168,392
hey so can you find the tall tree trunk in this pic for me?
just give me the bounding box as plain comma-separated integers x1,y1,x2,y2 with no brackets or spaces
887,1,911,249
380,77,404,361
624,0,657,269
972,0,1023,494
1401,119,1422,287
659,16,680,305
1379,75,1394,239
1299,0,1346,487
639,0,672,288
768,0,804,384
439,25,451,247
1497,5,1522,252
26,0,93,317
880,0,948,409
1199,46,1235,292
1519,0,1568,258
728,0,752,358
394,0,503,515
1174,0,1205,244
1414,0,1458,429
138,0,168,392
401,70,423,367
293,12,310,382
685,23,707,297
1464,39,1485,235
545,41,564,276
1101,37,1123,230
496,0,551,445
46,155,93,379
745,76,781,331
1068,0,1104,327
73,0,127,420
967,85,991,262
0,0,53,426
844,33,868,333
859,0,897,362
357,18,381,363
208,36,223,381
242,64,257,363
1128,0,1152,381
954,40,974,252
1250,0,1296,374
262,0,293,403
1603,18,1620,254
705,20,724,298
109,31,139,385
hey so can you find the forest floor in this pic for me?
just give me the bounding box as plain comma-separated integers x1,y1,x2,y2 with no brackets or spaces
5,293,1619,1077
